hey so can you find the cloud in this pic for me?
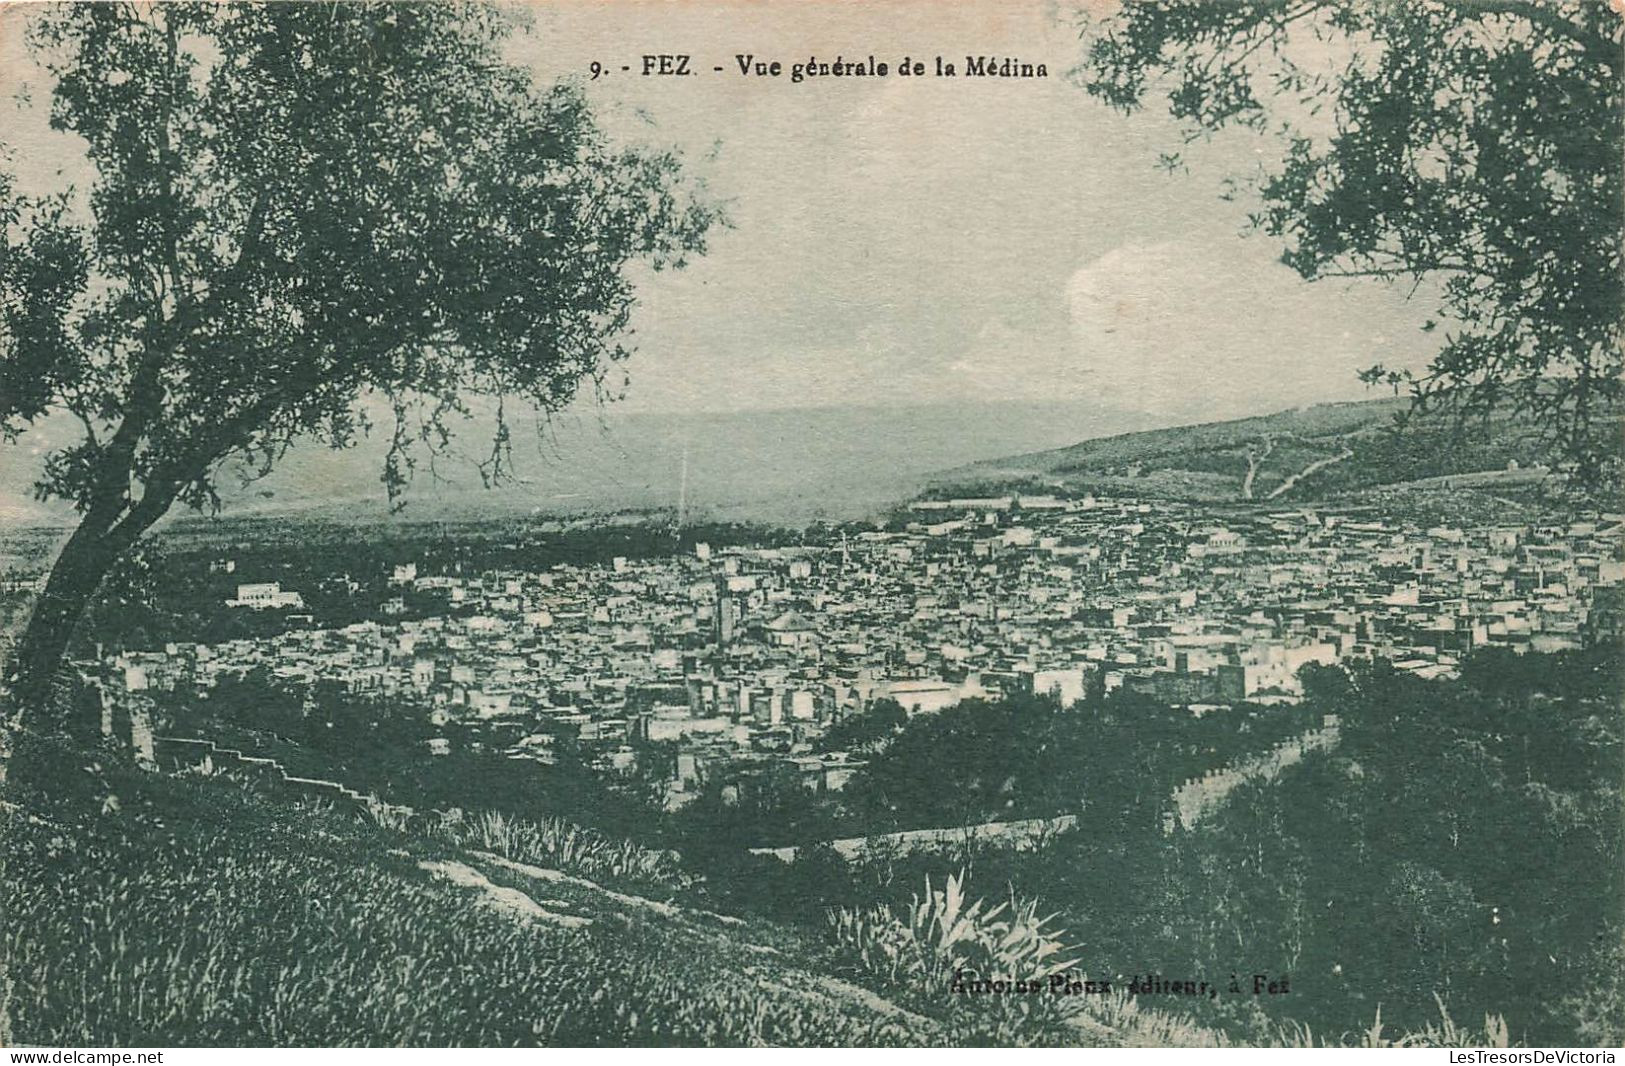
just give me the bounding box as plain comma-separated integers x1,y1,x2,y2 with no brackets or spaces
945,315,1097,400
1066,238,1437,420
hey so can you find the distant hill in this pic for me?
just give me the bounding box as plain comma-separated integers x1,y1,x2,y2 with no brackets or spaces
0,400,1161,529
1,396,1574,532
930,396,1556,504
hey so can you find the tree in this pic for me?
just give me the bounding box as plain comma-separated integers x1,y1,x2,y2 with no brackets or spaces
1075,1,1622,481
817,696,907,753
0,3,718,714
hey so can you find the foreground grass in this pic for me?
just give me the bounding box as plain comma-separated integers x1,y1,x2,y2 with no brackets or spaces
1,740,1522,1048
1,742,931,1047
824,875,1516,1050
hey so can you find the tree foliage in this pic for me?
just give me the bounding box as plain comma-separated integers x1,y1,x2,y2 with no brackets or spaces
0,2,717,703
1076,0,1622,481
3,2,716,513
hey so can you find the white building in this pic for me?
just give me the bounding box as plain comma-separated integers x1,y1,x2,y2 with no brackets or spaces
883,678,964,715
228,582,304,610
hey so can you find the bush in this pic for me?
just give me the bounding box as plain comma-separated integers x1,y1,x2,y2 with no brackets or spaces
828,870,1083,1044
1275,997,1512,1049
446,809,692,896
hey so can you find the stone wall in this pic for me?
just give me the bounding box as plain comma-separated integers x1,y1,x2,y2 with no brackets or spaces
750,813,1080,864
85,669,420,827
1163,716,1341,833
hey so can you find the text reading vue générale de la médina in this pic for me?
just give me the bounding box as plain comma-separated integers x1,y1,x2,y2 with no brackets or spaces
588,54,1049,83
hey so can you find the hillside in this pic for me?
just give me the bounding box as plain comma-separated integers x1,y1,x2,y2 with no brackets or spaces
1,724,1536,1048
2,735,1281,1048
930,397,1555,504
0,737,947,1047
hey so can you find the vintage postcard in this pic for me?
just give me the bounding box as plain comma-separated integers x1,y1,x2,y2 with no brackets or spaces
0,0,1620,1051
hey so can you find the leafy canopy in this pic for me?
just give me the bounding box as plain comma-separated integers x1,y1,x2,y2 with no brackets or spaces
0,2,717,527
1076,0,1622,481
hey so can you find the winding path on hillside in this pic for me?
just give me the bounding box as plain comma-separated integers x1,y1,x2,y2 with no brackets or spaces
1266,447,1354,500
1242,437,1275,500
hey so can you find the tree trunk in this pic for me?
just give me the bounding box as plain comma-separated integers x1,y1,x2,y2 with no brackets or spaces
4,515,139,721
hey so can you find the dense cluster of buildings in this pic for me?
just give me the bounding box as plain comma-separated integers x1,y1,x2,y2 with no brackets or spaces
106,494,1624,807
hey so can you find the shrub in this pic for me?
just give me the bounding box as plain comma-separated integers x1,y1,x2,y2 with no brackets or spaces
447,809,692,895
902,871,1079,987
828,870,1083,1044
357,794,414,833
1275,997,1513,1049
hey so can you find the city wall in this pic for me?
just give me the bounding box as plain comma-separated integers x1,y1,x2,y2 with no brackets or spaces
749,813,1080,864
82,669,419,825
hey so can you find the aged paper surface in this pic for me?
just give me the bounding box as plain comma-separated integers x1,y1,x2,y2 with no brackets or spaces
0,0,1620,1050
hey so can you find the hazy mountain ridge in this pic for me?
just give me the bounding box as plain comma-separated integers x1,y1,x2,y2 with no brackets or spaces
0,397,1564,532
929,396,1556,503
0,401,1163,529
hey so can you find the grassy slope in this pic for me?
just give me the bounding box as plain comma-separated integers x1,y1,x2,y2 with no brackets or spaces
1,742,939,1047
1,739,1523,1048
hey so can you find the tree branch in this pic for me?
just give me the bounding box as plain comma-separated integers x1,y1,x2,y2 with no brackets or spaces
1462,0,1619,65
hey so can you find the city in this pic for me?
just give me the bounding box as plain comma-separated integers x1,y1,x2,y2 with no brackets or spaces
95,491,1623,813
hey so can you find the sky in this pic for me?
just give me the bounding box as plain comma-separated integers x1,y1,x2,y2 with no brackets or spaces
508,0,1443,421
0,0,1445,424
0,1,1452,522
